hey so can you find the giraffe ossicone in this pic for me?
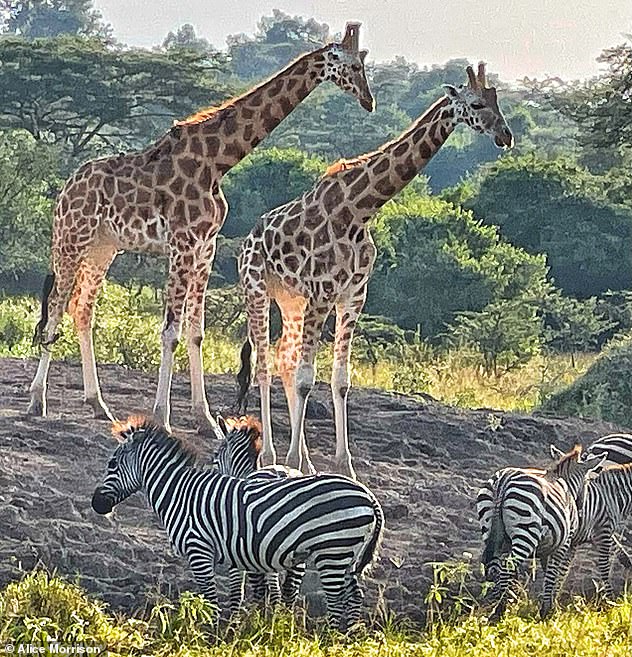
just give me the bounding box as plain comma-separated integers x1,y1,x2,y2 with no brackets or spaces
237,62,513,478
27,23,375,433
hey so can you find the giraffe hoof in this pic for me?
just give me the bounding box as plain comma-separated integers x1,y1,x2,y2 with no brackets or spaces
85,397,114,421
27,397,46,417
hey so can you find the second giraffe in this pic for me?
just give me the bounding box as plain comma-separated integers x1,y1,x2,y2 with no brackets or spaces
237,63,514,478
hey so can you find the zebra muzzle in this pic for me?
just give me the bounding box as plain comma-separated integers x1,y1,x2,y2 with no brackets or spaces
91,490,114,515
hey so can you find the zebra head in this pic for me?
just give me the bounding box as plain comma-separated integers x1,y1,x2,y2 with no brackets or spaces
212,415,263,478
91,417,149,515
549,444,607,496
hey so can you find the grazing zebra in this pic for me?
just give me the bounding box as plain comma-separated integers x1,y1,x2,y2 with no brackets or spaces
212,415,304,611
550,445,632,596
92,416,384,629
476,448,604,619
583,433,632,465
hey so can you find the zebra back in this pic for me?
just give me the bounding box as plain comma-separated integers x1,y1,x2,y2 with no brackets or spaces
585,433,632,466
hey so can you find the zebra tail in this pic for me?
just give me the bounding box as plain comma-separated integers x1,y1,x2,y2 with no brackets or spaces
481,504,505,569
32,272,55,346
235,338,253,412
357,494,385,577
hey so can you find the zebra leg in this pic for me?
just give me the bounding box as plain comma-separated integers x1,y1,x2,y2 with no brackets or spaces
187,544,220,613
281,564,306,607
594,529,615,599
540,544,575,619
228,568,246,615
250,572,267,606
266,573,282,607
340,572,364,631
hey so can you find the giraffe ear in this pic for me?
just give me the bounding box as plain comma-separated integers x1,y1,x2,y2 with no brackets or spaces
341,22,361,52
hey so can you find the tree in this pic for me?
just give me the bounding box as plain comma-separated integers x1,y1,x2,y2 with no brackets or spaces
0,36,233,160
222,148,326,237
0,130,60,289
366,194,549,337
162,23,214,54
0,0,108,38
227,10,330,80
459,155,632,297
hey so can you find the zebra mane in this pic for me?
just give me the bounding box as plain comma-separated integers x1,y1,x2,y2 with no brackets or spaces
111,416,201,464
554,444,583,466
224,415,263,455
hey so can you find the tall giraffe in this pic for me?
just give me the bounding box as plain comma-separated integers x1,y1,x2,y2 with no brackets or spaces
237,63,514,477
28,23,374,434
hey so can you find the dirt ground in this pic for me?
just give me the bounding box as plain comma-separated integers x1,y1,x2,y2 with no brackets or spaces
1,356,630,622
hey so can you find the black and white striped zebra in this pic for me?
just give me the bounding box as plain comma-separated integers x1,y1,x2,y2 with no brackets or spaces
476,448,604,618
91,416,384,629
212,415,303,611
550,445,632,596
583,433,632,465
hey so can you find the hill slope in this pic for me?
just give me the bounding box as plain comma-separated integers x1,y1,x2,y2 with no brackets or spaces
0,357,629,621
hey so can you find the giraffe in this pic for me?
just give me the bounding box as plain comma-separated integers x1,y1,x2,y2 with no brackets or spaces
27,23,375,435
237,63,514,477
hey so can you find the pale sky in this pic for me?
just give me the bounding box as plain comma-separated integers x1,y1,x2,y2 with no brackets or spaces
94,0,632,82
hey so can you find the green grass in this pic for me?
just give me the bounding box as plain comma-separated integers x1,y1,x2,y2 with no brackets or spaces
0,283,594,413
1,571,630,657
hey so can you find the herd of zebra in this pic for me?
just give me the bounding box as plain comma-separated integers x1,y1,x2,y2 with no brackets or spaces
90,407,632,628
478,433,632,619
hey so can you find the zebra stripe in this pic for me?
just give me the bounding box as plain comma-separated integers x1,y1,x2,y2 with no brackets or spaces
92,417,383,630
585,433,632,465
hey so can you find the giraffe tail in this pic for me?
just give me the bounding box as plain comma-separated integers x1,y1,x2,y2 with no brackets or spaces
32,272,55,347
235,339,253,413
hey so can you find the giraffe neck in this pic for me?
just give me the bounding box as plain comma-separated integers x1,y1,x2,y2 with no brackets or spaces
336,96,457,217
187,49,328,177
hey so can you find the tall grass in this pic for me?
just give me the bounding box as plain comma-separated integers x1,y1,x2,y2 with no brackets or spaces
0,284,595,412
1,571,631,657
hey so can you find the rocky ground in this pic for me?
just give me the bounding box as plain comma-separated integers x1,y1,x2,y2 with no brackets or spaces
1,357,630,622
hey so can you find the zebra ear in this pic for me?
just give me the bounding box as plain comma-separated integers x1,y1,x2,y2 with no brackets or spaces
549,444,565,460
585,453,607,480
216,415,229,437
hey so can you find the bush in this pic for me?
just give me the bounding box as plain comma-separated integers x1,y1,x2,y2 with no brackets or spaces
366,194,548,337
542,334,632,426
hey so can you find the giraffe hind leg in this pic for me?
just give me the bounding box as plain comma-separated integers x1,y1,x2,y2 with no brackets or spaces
68,249,116,420
28,254,82,417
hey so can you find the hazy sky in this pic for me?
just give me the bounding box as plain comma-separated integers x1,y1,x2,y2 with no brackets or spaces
94,0,632,82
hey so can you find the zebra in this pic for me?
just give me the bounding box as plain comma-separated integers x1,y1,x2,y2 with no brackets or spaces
211,415,304,611
553,435,632,568
476,447,604,619
550,445,632,597
91,416,384,629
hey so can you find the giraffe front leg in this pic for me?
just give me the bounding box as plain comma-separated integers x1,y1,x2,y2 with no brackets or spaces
244,291,275,465
285,304,330,474
69,251,117,420
28,255,81,417
185,257,223,437
331,296,366,479
154,253,188,432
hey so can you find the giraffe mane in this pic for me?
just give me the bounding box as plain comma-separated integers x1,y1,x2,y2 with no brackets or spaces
174,99,236,127
324,154,372,177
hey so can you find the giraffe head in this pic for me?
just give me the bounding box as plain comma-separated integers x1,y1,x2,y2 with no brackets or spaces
321,22,375,112
443,62,513,148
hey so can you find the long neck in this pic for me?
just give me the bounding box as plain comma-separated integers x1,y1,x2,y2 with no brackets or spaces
140,441,195,523
195,49,328,177
334,96,456,216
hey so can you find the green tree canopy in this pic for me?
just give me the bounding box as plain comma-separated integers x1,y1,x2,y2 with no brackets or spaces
457,155,632,297
0,35,232,160
366,194,548,337
222,147,326,237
